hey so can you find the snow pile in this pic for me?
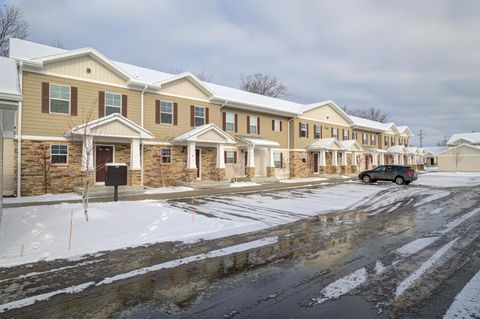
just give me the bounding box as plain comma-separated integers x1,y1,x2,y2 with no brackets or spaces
416,172,480,187
0,184,385,267
229,182,259,188
443,269,480,318
143,186,194,194
375,260,386,274
314,267,367,304
395,238,458,297
3,193,82,204
280,177,328,184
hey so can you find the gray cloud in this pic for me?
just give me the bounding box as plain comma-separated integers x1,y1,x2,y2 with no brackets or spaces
13,0,480,146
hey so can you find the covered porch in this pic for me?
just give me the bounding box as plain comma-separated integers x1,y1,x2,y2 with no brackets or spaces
68,113,154,186
235,136,280,179
171,124,236,182
387,145,406,165
307,138,353,174
362,147,387,171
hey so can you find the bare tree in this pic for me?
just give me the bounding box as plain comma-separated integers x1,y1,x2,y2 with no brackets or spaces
34,143,52,194
451,146,463,172
281,156,290,179
239,73,287,98
0,4,29,57
342,106,390,123
436,137,448,146
194,71,215,82
68,103,99,222
51,38,64,49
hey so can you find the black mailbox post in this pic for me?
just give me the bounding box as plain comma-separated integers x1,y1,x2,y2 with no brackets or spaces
105,163,127,201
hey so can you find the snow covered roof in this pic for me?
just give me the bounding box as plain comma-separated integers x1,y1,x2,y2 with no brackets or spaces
397,126,414,136
339,140,363,152
404,147,418,154
0,57,22,105
362,146,387,153
306,138,344,151
348,115,393,132
423,146,448,155
170,124,236,144
235,136,280,148
10,38,302,116
387,145,405,154
447,132,480,146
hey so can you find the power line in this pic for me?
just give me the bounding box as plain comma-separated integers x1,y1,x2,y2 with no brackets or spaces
417,129,426,148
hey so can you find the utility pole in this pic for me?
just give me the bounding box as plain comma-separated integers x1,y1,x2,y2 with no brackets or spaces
417,129,425,148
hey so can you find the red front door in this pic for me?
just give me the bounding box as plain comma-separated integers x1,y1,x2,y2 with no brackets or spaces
95,145,113,182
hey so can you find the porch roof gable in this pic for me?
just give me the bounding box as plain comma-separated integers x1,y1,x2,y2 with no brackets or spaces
307,138,344,151
170,124,236,144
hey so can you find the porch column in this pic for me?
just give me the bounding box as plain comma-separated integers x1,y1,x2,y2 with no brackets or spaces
82,136,94,171
352,152,357,166
332,150,338,166
379,154,385,165
247,145,255,167
130,139,141,170
319,149,326,166
393,154,398,164
341,151,348,166
372,153,378,166
399,154,404,165
216,144,225,169
267,148,275,167
186,141,196,169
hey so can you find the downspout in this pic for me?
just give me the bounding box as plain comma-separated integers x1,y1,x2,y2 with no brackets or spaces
140,84,147,186
16,61,23,198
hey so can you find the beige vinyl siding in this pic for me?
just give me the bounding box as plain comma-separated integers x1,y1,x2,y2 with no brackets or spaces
221,107,289,149
160,79,210,100
290,118,350,149
21,72,141,137
2,138,14,195
438,145,480,172
301,104,351,126
354,129,380,148
143,93,221,142
42,55,127,86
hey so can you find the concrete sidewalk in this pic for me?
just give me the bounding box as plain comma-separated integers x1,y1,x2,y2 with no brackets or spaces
4,175,357,208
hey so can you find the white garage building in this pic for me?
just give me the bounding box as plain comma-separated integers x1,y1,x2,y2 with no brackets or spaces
438,133,480,172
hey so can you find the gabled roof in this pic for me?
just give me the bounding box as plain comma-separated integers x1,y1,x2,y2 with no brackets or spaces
438,143,480,155
170,124,236,144
68,113,154,139
0,57,22,104
387,145,405,154
349,115,391,132
155,72,215,97
301,100,353,124
235,136,280,148
339,140,363,152
397,126,414,136
423,146,448,155
404,147,418,154
307,138,344,151
447,132,480,146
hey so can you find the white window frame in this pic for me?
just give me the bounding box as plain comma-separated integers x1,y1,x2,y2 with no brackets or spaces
194,106,206,127
105,92,122,116
249,116,258,134
273,152,282,168
50,144,68,165
160,101,173,125
273,119,281,132
314,125,321,139
300,123,307,138
332,128,338,139
225,112,235,132
49,83,71,115
160,148,172,164
225,151,236,164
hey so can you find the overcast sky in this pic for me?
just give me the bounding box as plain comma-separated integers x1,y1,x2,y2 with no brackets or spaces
10,0,480,146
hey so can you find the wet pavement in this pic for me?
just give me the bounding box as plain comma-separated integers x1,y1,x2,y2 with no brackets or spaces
1,181,479,318
116,183,480,319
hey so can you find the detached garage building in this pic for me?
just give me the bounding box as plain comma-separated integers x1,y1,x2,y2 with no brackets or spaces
438,133,480,172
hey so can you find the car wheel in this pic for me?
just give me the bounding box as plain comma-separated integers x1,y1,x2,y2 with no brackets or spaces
362,175,372,183
395,176,405,185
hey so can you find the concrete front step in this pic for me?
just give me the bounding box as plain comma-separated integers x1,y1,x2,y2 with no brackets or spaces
73,185,145,197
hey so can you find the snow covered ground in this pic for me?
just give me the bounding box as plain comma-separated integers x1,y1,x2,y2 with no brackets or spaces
229,182,259,188
280,177,328,183
3,193,82,204
0,184,384,267
416,172,480,187
443,269,480,318
143,186,194,194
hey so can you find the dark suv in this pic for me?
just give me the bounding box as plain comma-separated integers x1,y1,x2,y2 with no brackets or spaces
359,165,417,185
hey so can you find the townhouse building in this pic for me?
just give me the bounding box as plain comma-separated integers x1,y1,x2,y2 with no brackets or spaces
2,39,425,196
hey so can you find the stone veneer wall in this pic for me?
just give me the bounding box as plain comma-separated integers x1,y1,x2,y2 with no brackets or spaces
16,140,137,196
143,145,187,187
289,151,310,178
